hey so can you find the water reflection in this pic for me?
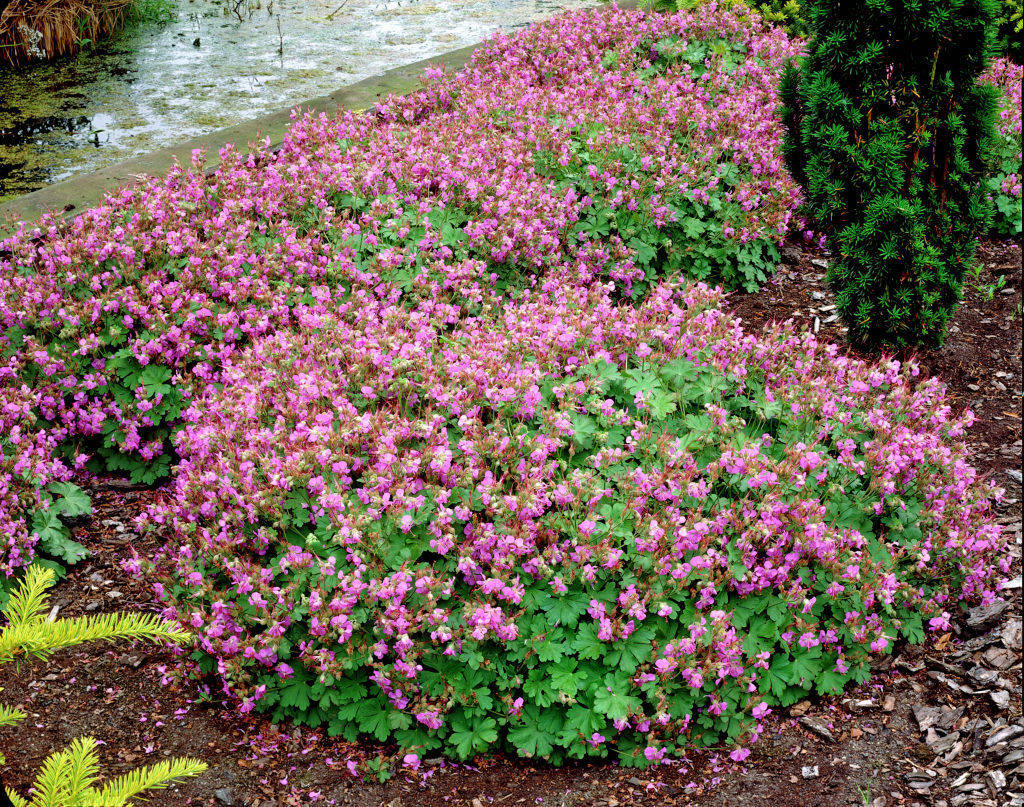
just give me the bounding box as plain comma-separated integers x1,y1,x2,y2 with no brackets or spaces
0,0,594,202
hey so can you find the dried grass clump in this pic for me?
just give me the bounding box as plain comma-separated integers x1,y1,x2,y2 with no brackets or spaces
0,0,134,65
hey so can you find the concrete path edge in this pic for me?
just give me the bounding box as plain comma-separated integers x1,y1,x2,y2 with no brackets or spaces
0,43,480,234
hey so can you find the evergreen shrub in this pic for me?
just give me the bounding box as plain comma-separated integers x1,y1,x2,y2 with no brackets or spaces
781,0,1001,347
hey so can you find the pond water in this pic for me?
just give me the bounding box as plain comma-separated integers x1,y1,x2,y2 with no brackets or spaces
0,0,598,203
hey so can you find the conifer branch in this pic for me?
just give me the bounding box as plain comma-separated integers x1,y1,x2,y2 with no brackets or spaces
0,565,203,806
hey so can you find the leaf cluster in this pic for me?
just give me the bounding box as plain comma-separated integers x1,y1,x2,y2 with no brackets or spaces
536,120,780,295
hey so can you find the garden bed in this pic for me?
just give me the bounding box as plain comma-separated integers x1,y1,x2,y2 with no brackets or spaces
0,241,1018,807
0,3,1021,805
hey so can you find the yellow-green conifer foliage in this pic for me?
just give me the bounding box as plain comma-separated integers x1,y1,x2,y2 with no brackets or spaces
0,566,206,806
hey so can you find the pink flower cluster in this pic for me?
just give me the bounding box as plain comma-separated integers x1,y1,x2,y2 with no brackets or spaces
981,57,1023,204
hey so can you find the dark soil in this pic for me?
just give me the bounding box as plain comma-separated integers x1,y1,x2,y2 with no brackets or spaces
1,240,1021,807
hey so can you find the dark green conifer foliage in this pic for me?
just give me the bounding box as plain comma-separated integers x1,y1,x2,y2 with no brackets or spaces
780,0,1001,348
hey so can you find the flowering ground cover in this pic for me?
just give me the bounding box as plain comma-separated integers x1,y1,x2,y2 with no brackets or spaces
146,277,1008,767
1,243,1018,807
2,2,809,589
1,4,1019,589
0,0,1020,780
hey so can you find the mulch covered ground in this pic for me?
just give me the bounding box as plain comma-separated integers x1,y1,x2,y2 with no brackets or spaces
1,240,1020,807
